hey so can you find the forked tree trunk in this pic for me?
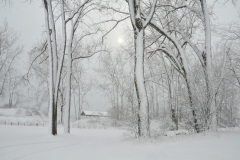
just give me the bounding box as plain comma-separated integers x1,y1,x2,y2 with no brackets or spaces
128,0,157,138
63,6,79,133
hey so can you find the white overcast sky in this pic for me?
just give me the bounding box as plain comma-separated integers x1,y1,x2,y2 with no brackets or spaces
0,0,239,111
0,1,126,111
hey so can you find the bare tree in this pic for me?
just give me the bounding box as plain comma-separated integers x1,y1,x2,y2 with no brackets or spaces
72,61,91,120
61,0,106,134
96,51,131,121
0,21,23,105
126,0,157,137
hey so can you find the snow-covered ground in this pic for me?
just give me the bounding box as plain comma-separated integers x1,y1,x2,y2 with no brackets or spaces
0,125,240,160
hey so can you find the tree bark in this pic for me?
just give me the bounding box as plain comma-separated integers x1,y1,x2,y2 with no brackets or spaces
128,0,157,138
43,0,57,135
200,0,216,131
134,29,150,137
64,46,72,134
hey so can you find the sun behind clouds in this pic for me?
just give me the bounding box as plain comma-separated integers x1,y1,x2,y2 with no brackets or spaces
118,38,123,44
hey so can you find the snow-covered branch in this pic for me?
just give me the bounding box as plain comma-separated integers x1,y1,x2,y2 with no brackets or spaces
100,16,130,42
143,0,157,28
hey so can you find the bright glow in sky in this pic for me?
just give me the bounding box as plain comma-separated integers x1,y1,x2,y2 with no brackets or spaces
118,38,123,44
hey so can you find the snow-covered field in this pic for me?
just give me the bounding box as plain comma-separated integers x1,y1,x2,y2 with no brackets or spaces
0,108,47,125
0,125,240,160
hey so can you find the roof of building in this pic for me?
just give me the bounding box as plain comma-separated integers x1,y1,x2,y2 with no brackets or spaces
81,111,108,116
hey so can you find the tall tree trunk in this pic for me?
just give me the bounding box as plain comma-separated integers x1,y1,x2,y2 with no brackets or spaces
64,47,72,133
49,0,58,136
134,29,150,137
43,0,57,135
64,18,74,133
175,73,179,130
200,0,216,131
179,39,199,132
184,76,199,132
48,0,58,84
64,11,75,133
127,0,157,138
60,103,63,124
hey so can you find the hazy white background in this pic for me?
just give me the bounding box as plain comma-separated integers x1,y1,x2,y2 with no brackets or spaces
0,0,239,112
